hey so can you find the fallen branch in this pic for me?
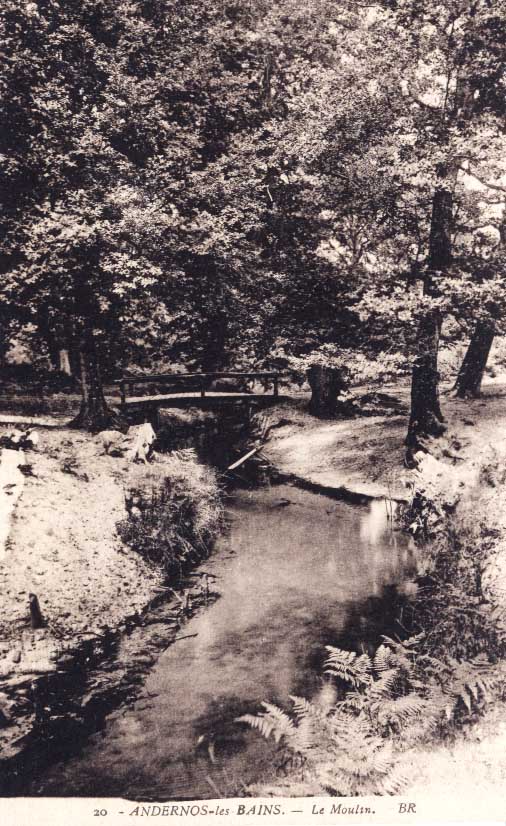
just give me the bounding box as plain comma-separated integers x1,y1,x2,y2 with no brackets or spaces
227,445,261,471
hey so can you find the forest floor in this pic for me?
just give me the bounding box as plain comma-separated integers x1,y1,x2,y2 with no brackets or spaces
0,422,223,783
263,376,506,501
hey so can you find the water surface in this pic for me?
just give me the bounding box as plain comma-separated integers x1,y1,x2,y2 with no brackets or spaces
32,484,417,799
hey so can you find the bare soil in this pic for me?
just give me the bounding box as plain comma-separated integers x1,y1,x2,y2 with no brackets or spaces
0,428,163,676
263,378,506,501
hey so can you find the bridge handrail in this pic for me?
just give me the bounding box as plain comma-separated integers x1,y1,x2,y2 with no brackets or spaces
115,371,286,406
114,371,283,384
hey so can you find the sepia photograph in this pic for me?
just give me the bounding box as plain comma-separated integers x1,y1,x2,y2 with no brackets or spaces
1,0,506,823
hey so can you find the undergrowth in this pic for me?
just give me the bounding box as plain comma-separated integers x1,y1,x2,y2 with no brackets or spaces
116,448,223,581
239,447,506,796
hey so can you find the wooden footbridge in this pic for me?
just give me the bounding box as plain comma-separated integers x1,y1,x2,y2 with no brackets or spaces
115,371,287,423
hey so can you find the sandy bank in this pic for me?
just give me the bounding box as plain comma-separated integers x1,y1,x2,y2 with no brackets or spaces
0,426,222,781
0,429,163,649
262,380,506,502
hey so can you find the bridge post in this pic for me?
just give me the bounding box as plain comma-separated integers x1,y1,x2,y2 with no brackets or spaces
119,381,126,407
273,376,279,398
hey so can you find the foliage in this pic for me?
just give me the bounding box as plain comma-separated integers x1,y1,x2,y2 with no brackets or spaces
238,634,506,796
116,448,223,578
1,0,506,428
404,445,506,661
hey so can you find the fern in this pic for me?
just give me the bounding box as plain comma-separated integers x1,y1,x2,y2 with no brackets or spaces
324,646,372,687
238,638,506,797
236,702,296,744
442,658,506,718
368,668,400,700
374,644,394,673
380,763,412,795
376,693,428,730
382,632,425,650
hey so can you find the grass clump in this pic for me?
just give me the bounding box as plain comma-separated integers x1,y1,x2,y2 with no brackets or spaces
117,448,223,581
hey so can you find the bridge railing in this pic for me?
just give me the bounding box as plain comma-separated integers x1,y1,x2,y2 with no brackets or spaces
114,371,284,407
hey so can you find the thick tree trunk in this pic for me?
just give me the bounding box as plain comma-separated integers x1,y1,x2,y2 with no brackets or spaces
70,324,124,432
455,320,495,398
407,311,446,445
406,169,455,463
308,364,346,418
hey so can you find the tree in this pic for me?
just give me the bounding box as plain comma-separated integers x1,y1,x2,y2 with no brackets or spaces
406,167,454,458
3,0,505,434
455,318,495,397
393,0,506,460
454,204,506,397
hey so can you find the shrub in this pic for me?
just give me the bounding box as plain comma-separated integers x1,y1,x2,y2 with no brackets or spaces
404,448,506,661
117,449,223,580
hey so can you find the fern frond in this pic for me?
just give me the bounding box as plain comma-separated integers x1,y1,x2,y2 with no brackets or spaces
235,713,278,741
294,715,322,754
260,702,297,741
324,646,372,687
338,690,366,712
371,742,394,776
368,668,400,700
376,693,428,729
444,659,504,718
380,763,411,795
374,644,393,673
381,632,424,652
236,701,296,744
354,652,374,679
289,695,323,720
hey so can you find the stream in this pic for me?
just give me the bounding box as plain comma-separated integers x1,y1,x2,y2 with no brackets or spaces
30,481,418,800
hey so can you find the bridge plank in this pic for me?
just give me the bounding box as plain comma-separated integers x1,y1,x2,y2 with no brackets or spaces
125,391,269,405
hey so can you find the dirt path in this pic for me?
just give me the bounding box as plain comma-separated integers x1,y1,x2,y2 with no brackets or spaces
263,379,506,501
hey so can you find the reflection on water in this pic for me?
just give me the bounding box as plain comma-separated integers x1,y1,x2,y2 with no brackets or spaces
31,485,417,799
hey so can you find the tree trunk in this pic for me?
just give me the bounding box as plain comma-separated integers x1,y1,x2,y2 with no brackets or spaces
69,324,124,432
406,168,455,463
455,320,495,398
58,348,72,375
308,364,346,418
43,327,60,371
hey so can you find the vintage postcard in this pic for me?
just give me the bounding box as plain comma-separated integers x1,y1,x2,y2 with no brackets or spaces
1,0,506,824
